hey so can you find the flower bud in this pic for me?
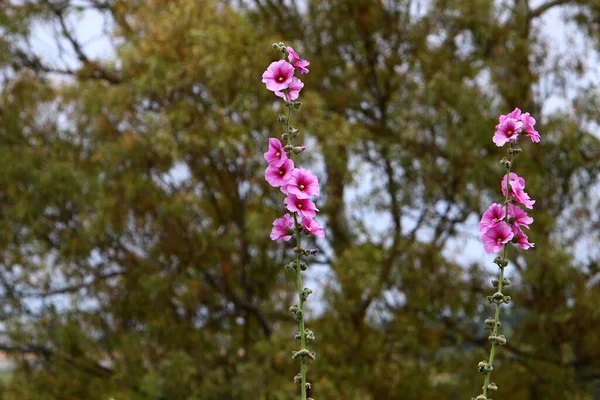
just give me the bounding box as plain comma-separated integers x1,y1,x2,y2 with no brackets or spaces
294,101,302,109
499,157,511,168
289,305,299,313
508,145,522,155
281,133,289,142
300,287,313,301
278,114,288,123
487,383,498,391
293,146,306,154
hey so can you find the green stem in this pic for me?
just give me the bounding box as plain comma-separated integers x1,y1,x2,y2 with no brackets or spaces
293,212,307,400
482,152,515,397
286,106,308,400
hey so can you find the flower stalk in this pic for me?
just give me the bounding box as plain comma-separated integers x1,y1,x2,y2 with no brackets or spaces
263,42,320,400
474,108,540,399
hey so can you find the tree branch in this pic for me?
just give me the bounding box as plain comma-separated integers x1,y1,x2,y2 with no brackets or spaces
529,0,574,20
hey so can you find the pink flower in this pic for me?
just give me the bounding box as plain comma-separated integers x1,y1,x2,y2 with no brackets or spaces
276,77,304,101
270,213,295,241
262,60,295,92
264,138,288,167
501,173,535,209
520,112,540,143
481,221,514,253
511,225,535,250
499,108,522,123
478,203,506,233
493,118,523,147
285,168,320,199
284,194,318,219
286,46,310,74
302,217,325,238
508,203,533,229
265,158,294,188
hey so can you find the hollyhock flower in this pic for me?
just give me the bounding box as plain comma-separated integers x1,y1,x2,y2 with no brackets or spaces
501,173,535,209
284,193,318,219
262,60,295,92
276,77,304,101
286,168,320,199
478,203,506,233
508,203,533,229
265,158,294,188
520,112,541,143
511,225,535,250
286,46,310,74
481,221,514,253
302,217,325,238
498,108,522,124
264,138,288,167
493,118,523,147
270,213,295,241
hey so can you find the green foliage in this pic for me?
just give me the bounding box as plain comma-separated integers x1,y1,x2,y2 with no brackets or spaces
1,0,600,399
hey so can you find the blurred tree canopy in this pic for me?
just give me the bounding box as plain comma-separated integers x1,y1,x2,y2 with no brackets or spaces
1,0,600,399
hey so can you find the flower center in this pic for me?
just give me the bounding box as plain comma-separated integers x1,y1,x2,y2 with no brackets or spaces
497,237,502,242
279,169,284,176
278,76,284,82
299,184,305,190
276,151,281,157
297,203,303,209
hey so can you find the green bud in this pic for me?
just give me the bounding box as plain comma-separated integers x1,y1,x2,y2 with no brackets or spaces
300,287,313,301
289,305,299,313
293,101,302,110
293,373,302,383
487,383,498,391
278,114,288,123
281,133,289,142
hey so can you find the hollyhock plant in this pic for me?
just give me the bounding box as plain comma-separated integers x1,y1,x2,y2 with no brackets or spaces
473,108,539,400
262,60,295,92
263,42,320,400
284,193,318,220
264,138,288,167
286,46,310,74
478,203,506,233
265,158,294,188
481,222,514,253
508,203,533,229
302,217,325,239
286,168,320,199
276,77,304,101
270,214,295,241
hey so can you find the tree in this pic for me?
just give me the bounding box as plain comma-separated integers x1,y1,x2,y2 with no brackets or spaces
1,1,599,399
